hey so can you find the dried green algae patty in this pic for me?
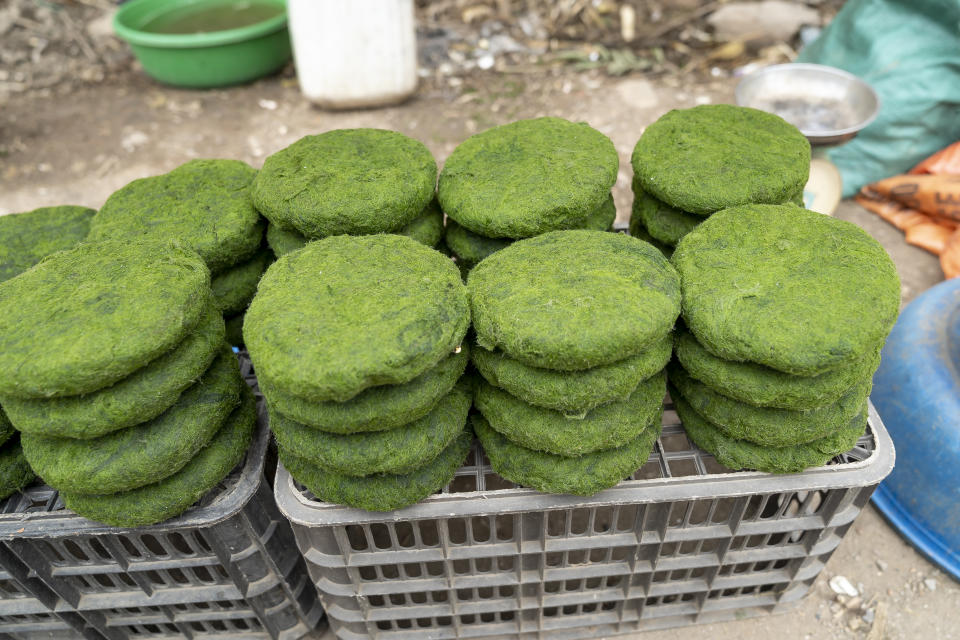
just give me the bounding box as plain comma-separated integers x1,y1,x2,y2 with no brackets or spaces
672,205,901,376
0,205,95,283
673,393,866,474
474,414,660,496
22,350,242,495
632,104,810,215
439,117,618,238
270,382,471,476
0,240,211,398
472,335,669,413
264,348,468,433
674,328,881,410
631,189,701,247
63,384,256,527
2,306,225,439
475,372,664,456
245,234,470,402
0,436,35,500
669,364,871,447
469,230,680,370
253,129,437,238
279,429,472,511
445,194,616,266
211,249,271,315
89,159,264,274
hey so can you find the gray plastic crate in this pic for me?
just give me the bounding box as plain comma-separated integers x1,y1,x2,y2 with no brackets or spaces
275,399,894,640
0,353,324,640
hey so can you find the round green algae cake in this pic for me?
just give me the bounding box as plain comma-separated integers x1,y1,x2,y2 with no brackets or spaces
632,189,701,247
0,436,35,500
439,117,618,238
668,364,871,447
245,234,470,402
211,249,271,315
475,372,664,456
474,414,660,496
2,306,225,439
632,104,810,215
0,205,95,283
264,348,468,433
0,240,211,398
89,159,264,274
253,129,437,238
472,334,670,413
271,382,471,477
673,393,866,474
674,328,881,410
673,205,900,376
469,230,681,370
22,350,241,495
63,384,256,527
279,429,472,511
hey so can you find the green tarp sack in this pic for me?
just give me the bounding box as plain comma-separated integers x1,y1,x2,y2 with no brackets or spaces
797,0,960,197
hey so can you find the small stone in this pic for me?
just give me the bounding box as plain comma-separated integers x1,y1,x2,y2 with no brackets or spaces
845,596,862,611
708,1,820,43
849,617,862,631
876,559,888,572
863,608,875,624
829,575,859,598
258,99,278,110
924,578,937,591
477,54,495,70
836,594,849,605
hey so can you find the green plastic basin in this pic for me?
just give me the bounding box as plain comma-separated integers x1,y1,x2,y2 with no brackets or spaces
114,0,291,88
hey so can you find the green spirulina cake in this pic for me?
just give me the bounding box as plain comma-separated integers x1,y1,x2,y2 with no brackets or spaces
264,348,468,433
245,234,469,402
0,240,211,398
211,249,271,315
631,189,701,246
474,414,660,496
672,205,901,376
475,372,664,456
279,429,472,511
0,205,95,283
469,230,680,370
22,350,242,495
63,384,256,527
439,117,618,238
89,159,264,274
253,129,437,238
2,306,225,439
271,382,471,476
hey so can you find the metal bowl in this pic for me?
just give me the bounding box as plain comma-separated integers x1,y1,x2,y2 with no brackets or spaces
735,63,880,146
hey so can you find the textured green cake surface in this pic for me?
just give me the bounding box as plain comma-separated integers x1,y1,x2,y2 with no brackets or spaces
89,159,263,274
674,328,881,410
472,335,669,413
476,373,664,456
265,348,468,433
245,234,470,402
672,205,901,376
669,364,870,447
22,350,241,495
63,384,256,527
674,393,866,474
475,414,659,496
632,105,810,215
211,249,271,315
252,129,437,238
469,230,680,370
266,223,309,258
224,313,245,347
0,205,95,283
627,216,673,258
439,117,618,238
632,189,701,246
2,306,224,439
0,240,210,398
271,382,471,476
0,436,35,501
279,429,472,511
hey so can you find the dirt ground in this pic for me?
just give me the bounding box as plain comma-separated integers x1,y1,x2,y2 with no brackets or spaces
1,68,956,639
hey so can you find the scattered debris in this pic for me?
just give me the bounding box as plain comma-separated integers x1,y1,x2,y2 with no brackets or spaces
876,559,888,572
829,575,859,598
924,578,938,592
120,130,149,153
258,99,278,110
707,0,820,43
866,602,888,640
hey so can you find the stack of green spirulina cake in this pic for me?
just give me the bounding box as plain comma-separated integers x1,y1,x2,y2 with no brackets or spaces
0,204,99,499
245,234,473,512
630,104,810,254
88,159,269,346
470,230,680,495
0,240,256,526
439,117,619,272
253,129,444,257
669,205,901,473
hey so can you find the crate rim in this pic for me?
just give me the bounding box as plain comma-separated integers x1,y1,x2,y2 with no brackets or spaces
274,401,895,527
